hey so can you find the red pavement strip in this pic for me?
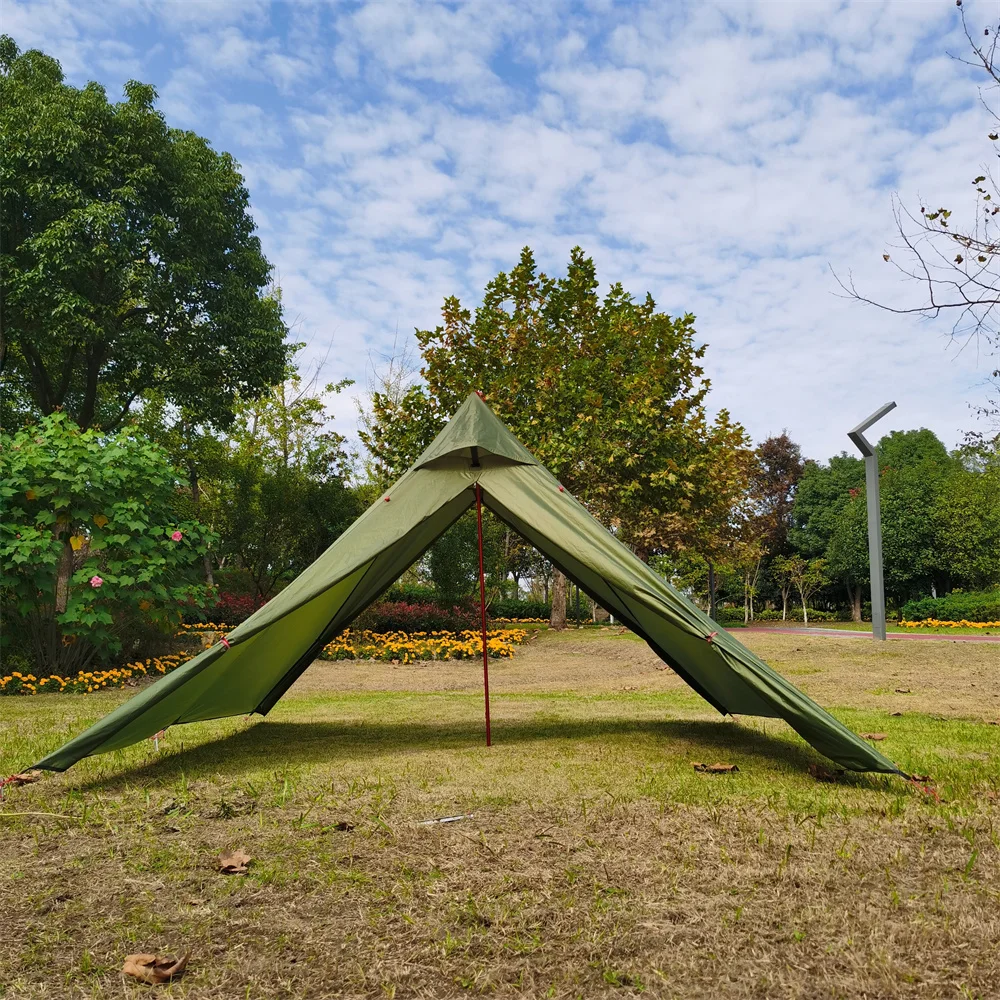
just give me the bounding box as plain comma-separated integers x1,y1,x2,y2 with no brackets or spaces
743,626,1000,643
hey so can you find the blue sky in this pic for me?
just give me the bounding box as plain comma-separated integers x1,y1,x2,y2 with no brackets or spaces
9,0,998,460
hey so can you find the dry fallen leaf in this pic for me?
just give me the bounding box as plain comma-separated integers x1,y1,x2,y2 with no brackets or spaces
692,762,739,774
808,763,844,782
122,952,189,984
860,732,887,741
332,820,355,832
890,711,903,717
218,848,251,875
894,687,911,694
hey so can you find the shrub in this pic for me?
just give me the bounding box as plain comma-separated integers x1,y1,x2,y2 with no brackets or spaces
186,591,268,625
0,413,215,676
715,607,849,624
353,601,480,633
900,589,1000,624
490,598,552,620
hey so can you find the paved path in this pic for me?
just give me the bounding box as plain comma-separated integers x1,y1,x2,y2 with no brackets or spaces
743,626,1000,644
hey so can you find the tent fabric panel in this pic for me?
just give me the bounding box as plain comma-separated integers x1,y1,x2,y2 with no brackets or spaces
32,482,478,772
30,562,375,771
478,464,898,774
253,486,476,715
412,393,538,470
175,562,374,723
224,466,478,645
482,490,776,718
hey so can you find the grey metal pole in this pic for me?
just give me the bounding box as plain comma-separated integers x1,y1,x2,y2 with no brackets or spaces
848,401,896,641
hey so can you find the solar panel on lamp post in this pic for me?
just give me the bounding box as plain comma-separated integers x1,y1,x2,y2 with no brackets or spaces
847,401,897,641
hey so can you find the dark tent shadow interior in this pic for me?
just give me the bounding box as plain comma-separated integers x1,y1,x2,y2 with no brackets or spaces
77,714,869,793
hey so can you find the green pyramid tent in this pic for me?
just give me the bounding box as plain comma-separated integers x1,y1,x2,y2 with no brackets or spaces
34,393,901,775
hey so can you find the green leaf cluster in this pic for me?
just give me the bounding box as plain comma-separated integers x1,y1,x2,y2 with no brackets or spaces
0,35,289,431
0,412,215,673
361,246,754,561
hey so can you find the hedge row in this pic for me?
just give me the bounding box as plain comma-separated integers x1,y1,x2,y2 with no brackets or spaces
182,590,593,629
715,607,854,624
900,589,1000,624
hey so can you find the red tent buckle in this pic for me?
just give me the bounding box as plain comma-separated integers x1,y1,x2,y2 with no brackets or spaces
220,636,231,650
706,631,718,643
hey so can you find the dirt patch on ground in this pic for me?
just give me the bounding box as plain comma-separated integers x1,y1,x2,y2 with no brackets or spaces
291,629,999,722
739,631,1000,720
289,628,685,697
3,797,998,999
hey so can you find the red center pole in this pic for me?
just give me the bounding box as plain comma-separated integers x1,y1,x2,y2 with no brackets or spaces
475,482,492,747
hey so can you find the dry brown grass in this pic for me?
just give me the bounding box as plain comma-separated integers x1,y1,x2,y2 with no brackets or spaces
2,629,999,999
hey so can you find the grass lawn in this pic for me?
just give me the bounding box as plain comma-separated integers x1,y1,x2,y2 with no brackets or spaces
1,629,999,999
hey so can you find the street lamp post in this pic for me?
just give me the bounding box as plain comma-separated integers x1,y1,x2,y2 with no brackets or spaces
847,401,897,641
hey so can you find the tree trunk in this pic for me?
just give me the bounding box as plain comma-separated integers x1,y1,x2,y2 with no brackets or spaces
550,568,567,630
707,560,717,620
800,590,809,626
847,581,861,623
188,462,215,587
781,586,789,620
54,538,74,614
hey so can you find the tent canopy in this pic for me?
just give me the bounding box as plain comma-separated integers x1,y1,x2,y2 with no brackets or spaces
35,394,900,775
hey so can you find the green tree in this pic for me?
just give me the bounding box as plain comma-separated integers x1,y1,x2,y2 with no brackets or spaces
140,350,359,596
0,413,215,675
428,515,479,605
773,556,827,625
218,460,359,598
932,464,1000,591
0,36,289,431
361,247,753,626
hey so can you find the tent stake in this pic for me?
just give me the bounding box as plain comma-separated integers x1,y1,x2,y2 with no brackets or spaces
475,482,492,747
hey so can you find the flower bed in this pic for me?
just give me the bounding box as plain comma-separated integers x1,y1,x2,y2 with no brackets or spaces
2,625,531,695
898,619,1000,629
1,652,193,696
319,628,529,664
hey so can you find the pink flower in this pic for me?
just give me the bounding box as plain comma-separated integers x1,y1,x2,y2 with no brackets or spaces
90,576,103,588
171,530,183,542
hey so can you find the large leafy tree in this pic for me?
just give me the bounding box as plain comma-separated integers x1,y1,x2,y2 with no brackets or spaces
362,247,753,623
0,36,289,431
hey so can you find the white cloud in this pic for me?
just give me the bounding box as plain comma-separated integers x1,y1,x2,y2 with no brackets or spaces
15,0,999,460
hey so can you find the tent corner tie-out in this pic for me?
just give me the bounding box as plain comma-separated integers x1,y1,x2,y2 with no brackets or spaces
33,392,903,777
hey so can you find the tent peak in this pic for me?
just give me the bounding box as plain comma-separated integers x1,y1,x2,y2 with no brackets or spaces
412,393,539,470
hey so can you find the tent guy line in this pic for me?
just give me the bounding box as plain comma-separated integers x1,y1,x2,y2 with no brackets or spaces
33,394,903,777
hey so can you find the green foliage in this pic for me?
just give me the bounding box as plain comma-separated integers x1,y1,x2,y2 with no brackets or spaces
361,246,753,560
140,350,361,596
789,454,864,559
0,36,289,431
428,514,479,604
900,589,1000,624
791,429,1000,608
218,460,360,598
933,464,1000,589
0,413,214,674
